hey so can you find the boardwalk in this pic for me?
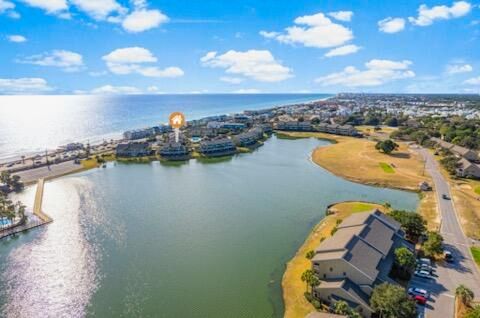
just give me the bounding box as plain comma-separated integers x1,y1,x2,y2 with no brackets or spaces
0,178,52,240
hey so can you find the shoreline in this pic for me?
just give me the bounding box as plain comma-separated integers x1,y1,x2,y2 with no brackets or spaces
282,201,387,318
0,95,332,164
281,131,439,318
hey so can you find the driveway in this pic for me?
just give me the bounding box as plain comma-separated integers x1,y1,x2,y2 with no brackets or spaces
411,147,480,317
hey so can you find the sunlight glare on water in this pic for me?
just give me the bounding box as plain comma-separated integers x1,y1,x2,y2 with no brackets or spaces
1,179,99,317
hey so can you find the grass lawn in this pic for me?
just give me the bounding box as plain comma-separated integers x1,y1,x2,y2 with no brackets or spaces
471,247,480,267
379,162,395,173
282,201,386,318
475,186,480,195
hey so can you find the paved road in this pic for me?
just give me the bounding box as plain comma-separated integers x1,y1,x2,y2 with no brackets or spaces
13,160,83,184
412,147,480,317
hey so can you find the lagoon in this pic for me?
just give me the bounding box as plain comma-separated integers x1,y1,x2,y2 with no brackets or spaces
0,136,418,317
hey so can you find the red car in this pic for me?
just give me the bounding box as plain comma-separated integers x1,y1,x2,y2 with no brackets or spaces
412,295,427,305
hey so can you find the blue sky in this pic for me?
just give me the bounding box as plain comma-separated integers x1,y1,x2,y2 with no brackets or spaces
0,0,479,94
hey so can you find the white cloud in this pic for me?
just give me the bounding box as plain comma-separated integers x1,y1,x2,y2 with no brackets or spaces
259,30,279,39
147,85,165,94
409,1,472,26
261,12,353,48
0,77,53,94
315,59,415,87
378,17,406,33
91,85,141,95
328,11,353,22
7,35,27,42
0,0,19,17
220,77,244,84
233,88,261,94
122,9,168,32
70,0,126,20
102,47,184,78
18,50,84,72
201,50,293,82
20,0,68,15
446,63,473,74
0,0,14,11
324,44,361,58
464,76,480,85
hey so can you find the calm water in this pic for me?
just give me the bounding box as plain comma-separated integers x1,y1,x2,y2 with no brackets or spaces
0,136,419,318
0,94,329,161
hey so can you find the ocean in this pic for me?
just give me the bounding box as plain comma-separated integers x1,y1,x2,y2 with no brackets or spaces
0,94,330,162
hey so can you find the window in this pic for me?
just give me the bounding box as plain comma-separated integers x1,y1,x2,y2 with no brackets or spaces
329,267,333,272
343,272,346,276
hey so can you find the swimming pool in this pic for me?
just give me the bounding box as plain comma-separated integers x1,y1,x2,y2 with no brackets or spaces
0,218,12,227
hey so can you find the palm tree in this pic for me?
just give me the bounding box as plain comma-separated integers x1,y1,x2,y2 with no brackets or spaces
301,269,313,292
456,285,474,307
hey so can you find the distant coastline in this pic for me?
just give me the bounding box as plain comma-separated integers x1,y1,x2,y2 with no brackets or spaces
0,94,332,163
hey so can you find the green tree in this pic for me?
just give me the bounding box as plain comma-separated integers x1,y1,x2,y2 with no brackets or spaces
333,300,350,315
305,250,315,259
301,269,320,294
466,305,480,318
389,210,426,242
423,231,444,257
375,139,399,154
456,285,474,307
370,283,416,318
395,247,416,272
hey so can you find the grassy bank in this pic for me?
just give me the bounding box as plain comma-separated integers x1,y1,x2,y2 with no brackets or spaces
471,247,480,267
282,201,386,318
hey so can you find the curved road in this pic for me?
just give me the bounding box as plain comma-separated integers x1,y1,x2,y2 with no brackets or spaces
413,147,480,317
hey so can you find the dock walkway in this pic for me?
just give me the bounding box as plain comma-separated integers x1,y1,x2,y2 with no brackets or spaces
0,178,52,240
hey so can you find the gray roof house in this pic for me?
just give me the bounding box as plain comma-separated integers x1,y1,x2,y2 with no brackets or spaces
116,142,151,157
432,137,479,162
456,158,480,178
199,138,236,157
311,210,413,318
158,142,190,161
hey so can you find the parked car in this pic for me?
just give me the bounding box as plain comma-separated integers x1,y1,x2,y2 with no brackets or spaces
445,251,454,263
408,287,430,299
417,258,432,266
442,194,451,200
414,270,432,279
416,263,433,274
412,295,427,305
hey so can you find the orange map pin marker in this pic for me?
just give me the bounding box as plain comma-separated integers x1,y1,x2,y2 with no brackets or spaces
169,112,185,129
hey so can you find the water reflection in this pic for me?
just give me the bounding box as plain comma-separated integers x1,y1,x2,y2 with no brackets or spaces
1,179,98,317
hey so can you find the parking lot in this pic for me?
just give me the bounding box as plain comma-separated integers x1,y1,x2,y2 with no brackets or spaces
408,258,455,317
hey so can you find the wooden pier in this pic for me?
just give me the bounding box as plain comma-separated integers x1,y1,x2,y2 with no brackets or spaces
0,178,52,240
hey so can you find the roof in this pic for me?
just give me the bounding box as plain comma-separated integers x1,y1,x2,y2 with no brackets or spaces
314,210,407,283
343,236,383,280
316,278,372,312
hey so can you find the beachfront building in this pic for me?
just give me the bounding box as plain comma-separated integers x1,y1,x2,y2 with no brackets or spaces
159,142,190,160
232,127,264,147
123,128,156,140
260,123,273,134
116,142,151,157
276,121,313,131
311,210,413,318
199,138,236,157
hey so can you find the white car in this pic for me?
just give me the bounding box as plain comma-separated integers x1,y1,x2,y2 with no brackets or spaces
408,287,430,298
414,270,432,279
